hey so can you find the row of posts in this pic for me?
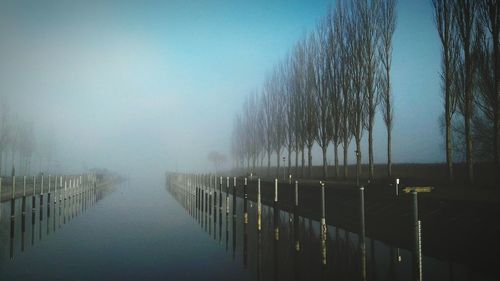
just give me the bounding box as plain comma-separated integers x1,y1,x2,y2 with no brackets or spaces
169,173,424,281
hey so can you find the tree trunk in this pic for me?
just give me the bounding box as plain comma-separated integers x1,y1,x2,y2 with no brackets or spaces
387,126,392,178
356,138,362,187
301,148,305,178
267,150,271,177
334,142,339,179
322,146,328,179
295,145,299,177
276,150,281,179
343,143,348,179
368,120,374,180
288,148,292,179
307,144,313,178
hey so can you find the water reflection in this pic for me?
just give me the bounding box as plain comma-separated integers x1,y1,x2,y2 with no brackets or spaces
1,179,106,261
167,177,487,281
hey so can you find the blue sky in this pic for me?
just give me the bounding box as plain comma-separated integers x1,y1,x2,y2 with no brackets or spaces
0,0,443,175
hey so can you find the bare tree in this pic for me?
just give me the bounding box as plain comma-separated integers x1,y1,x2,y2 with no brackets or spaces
379,0,397,177
291,39,308,178
335,0,355,180
358,0,381,180
0,99,11,176
304,34,319,178
312,21,333,179
348,1,367,186
477,0,499,176
454,0,479,183
433,0,459,181
261,83,275,176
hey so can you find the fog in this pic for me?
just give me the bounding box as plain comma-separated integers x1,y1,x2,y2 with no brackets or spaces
0,0,443,179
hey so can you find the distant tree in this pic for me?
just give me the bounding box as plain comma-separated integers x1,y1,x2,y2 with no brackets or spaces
0,98,11,176
207,150,227,174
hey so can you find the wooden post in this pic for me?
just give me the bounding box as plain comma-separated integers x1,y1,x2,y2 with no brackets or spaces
232,177,236,217
226,177,229,214
395,178,399,196
320,182,327,266
219,176,222,210
257,178,262,232
360,186,367,280
274,179,279,241
32,176,36,212
11,172,15,200
243,177,248,224
294,180,300,252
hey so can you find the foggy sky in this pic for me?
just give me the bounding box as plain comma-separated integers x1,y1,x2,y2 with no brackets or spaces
0,0,442,177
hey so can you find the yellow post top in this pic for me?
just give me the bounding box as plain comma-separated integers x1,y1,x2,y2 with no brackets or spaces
402,186,434,193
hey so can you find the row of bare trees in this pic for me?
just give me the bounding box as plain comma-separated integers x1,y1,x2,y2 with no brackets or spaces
432,0,498,183
231,0,397,184
0,96,56,176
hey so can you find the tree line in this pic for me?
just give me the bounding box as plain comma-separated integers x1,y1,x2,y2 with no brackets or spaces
231,0,498,185
432,0,498,183
0,97,56,176
231,0,397,184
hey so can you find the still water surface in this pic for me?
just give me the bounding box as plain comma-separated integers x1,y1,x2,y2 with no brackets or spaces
0,178,495,280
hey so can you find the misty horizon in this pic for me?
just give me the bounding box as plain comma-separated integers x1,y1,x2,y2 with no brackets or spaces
0,0,444,177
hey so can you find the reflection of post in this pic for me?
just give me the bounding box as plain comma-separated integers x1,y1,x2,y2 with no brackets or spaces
293,180,300,281
21,211,26,252
274,204,279,281
320,182,327,266
359,186,367,281
257,178,262,232
10,217,15,260
257,231,262,281
232,213,236,260
243,215,248,269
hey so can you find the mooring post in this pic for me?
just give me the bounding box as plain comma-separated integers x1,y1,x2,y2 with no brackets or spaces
294,180,300,252
257,178,262,232
274,178,279,241
22,176,26,215
226,177,230,214
415,220,423,281
243,177,248,224
40,175,44,211
232,176,236,217
219,176,222,210
32,176,36,213
396,178,399,196
360,186,367,281
412,190,422,281
48,175,51,204
320,182,327,266
11,170,15,200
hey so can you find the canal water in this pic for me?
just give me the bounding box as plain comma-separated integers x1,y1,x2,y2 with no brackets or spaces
0,178,496,280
